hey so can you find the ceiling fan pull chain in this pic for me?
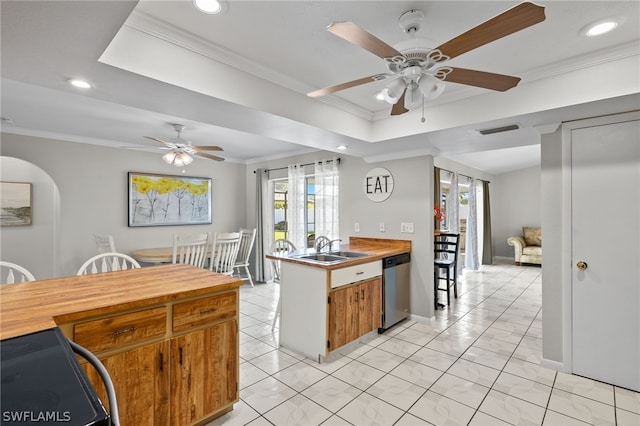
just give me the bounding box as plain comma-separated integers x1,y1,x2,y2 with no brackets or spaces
421,96,426,123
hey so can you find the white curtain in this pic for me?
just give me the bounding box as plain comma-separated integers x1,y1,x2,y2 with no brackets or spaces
315,159,339,240
465,178,480,270
287,164,306,249
449,172,459,234
254,168,268,282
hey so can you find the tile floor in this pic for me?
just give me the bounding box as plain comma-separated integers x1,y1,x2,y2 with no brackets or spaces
208,261,640,426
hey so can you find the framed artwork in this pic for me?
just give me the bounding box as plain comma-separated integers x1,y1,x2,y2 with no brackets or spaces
0,181,32,226
128,172,212,227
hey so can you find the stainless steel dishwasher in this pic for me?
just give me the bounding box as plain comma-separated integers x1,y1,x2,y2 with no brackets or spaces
380,252,411,331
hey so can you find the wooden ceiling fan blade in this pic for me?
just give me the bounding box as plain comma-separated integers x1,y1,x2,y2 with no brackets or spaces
308,74,389,97
144,136,175,147
328,21,404,60
390,89,409,116
443,68,521,91
195,152,225,162
192,145,223,152
434,2,545,61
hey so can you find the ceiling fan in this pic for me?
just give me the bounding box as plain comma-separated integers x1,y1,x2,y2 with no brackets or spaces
144,123,225,166
308,2,546,117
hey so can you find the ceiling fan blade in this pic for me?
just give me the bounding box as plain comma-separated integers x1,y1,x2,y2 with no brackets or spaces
434,2,545,61
192,145,224,152
328,21,404,60
144,136,175,147
308,74,390,97
443,67,521,91
390,89,409,116
194,152,225,162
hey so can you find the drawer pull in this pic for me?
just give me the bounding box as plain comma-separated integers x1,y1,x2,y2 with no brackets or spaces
112,326,137,337
199,308,217,315
356,271,364,275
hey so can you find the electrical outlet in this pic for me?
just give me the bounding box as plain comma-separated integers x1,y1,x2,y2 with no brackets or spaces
379,222,385,232
401,222,414,233
354,222,360,232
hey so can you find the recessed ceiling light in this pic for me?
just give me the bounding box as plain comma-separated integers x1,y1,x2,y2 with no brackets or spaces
193,0,223,14
582,18,622,37
337,145,348,151
68,79,92,89
375,91,385,101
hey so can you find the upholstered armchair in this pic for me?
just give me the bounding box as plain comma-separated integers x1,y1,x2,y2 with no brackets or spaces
507,227,542,265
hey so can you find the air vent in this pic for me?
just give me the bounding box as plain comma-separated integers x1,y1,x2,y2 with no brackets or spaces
477,124,520,135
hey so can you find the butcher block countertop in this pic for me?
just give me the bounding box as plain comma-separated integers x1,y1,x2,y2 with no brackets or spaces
266,237,411,270
0,264,242,340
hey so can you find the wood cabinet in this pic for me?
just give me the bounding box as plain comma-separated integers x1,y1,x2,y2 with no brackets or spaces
328,277,382,351
279,260,384,361
64,287,239,426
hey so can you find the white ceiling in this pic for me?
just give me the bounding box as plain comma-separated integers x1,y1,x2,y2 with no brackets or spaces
1,1,639,174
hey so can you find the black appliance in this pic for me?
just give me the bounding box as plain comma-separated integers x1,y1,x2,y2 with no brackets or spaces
1,327,110,425
379,252,411,331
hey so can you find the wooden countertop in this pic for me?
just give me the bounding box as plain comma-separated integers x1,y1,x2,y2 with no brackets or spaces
0,264,242,340
266,237,411,270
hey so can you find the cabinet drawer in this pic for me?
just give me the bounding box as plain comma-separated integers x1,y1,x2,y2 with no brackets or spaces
331,261,382,289
73,306,167,353
173,291,237,332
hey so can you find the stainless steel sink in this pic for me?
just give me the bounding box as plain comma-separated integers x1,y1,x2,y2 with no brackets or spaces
328,251,369,258
297,254,347,263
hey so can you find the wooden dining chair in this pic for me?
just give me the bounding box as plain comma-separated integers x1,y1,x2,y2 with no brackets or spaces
77,253,141,275
210,232,241,276
172,233,210,268
269,239,297,331
0,261,36,284
434,233,460,309
234,228,257,287
94,234,116,254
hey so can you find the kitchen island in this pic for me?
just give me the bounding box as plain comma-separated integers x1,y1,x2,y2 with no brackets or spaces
0,264,242,426
267,237,411,362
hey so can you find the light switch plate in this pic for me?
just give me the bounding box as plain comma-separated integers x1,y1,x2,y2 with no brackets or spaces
401,222,414,233
354,222,360,232
379,222,385,232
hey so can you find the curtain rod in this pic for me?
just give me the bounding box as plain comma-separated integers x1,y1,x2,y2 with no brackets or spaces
254,157,341,174
437,167,489,183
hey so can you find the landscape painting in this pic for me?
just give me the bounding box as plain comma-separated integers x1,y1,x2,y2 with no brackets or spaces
0,182,32,226
128,172,212,227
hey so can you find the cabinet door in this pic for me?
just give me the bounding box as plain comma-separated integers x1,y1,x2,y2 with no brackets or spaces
358,278,382,335
82,340,169,426
170,319,238,425
328,285,360,351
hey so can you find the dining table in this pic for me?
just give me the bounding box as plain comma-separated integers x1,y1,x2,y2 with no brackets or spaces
129,247,175,264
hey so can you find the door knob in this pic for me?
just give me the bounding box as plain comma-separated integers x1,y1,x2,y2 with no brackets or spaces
576,261,588,271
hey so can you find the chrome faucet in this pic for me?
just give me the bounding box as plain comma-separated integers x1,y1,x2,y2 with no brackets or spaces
317,238,342,252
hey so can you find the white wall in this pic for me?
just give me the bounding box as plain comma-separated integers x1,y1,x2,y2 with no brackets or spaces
491,165,541,258
248,152,436,319
1,133,247,278
0,157,59,279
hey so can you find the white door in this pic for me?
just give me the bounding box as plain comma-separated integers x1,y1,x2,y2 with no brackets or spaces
571,117,640,391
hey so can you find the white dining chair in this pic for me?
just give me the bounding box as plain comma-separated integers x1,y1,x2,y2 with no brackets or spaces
0,261,36,284
172,233,210,268
210,232,241,276
269,239,296,331
234,228,257,287
94,234,116,254
77,252,141,275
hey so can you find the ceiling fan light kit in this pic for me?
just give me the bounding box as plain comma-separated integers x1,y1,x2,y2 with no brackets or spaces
307,2,546,120
145,123,225,167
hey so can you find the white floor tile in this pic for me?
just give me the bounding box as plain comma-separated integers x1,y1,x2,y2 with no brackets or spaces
215,263,640,426
263,394,332,426
337,392,404,426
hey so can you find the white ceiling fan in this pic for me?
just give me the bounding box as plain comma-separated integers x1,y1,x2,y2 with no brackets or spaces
308,2,546,117
144,123,225,166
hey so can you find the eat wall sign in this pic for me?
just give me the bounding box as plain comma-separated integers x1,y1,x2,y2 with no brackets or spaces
364,167,394,202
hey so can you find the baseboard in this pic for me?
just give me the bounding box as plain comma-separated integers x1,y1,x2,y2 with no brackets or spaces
540,357,570,373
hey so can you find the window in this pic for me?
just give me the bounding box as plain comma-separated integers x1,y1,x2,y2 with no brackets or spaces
271,176,318,248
